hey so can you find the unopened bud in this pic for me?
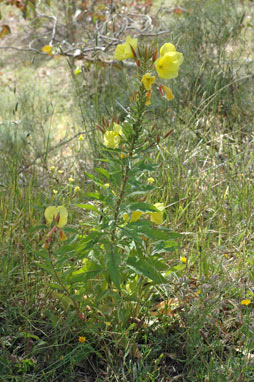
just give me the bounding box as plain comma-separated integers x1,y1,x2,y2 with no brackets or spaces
152,50,158,63
97,125,105,134
163,129,173,139
156,136,160,144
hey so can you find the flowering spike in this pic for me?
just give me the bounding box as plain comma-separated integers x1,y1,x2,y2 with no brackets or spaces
116,115,120,124
152,50,158,63
137,59,141,67
102,116,105,126
156,136,160,144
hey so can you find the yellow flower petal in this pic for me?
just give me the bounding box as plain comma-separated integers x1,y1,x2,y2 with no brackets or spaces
42,45,53,55
160,43,176,56
79,134,84,141
68,177,75,183
104,131,121,149
148,177,155,185
150,203,165,225
114,36,138,61
78,336,86,343
241,299,251,306
130,211,143,222
45,206,68,228
161,85,174,101
141,73,156,91
113,123,123,136
180,256,187,263
155,44,183,80
122,211,143,223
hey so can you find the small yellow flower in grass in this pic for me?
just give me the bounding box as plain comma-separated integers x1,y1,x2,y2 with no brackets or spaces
149,203,165,225
114,35,138,61
50,166,55,171
58,170,64,174
196,290,201,295
79,134,84,141
113,123,123,136
241,299,251,306
123,211,143,223
74,186,80,193
224,253,229,259
41,45,53,55
161,85,174,101
53,189,58,195
104,183,110,188
79,336,86,343
45,206,68,228
68,177,75,183
148,177,155,185
141,73,156,91
155,43,183,79
120,153,126,159
104,131,121,149
180,256,187,264
105,322,111,327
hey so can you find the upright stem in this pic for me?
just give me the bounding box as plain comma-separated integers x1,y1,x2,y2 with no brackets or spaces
111,83,147,242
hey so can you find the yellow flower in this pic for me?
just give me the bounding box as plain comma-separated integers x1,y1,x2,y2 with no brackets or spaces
149,203,165,225
114,36,138,61
155,43,183,79
41,45,53,55
50,166,55,171
58,170,64,174
113,123,123,136
180,256,187,263
78,336,86,343
79,134,84,141
196,290,201,295
141,73,156,91
104,131,121,149
123,211,143,223
120,153,126,159
68,177,75,183
45,206,68,228
148,177,155,185
161,85,174,101
104,183,110,188
241,299,251,306
53,189,58,195
74,186,80,193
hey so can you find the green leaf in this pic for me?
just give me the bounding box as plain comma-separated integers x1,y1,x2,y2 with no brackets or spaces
76,204,102,214
95,167,110,179
84,192,105,201
127,202,159,212
51,292,74,309
66,268,102,284
165,264,186,276
106,250,121,290
127,257,168,284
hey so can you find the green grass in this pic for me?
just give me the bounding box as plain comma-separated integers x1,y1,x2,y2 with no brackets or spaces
1,0,254,381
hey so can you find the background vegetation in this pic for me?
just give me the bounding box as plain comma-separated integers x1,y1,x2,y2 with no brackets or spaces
0,0,254,381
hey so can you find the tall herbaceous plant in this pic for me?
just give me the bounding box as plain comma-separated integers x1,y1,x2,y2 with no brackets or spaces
40,37,183,329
